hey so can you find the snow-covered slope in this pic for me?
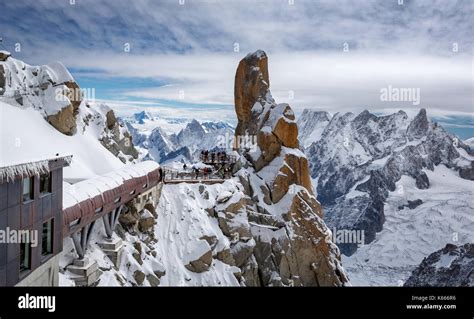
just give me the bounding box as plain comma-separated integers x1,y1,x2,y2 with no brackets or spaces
0,54,74,117
0,53,137,179
298,108,473,285
404,243,473,287
343,165,474,286
303,109,473,254
297,109,331,148
0,101,124,180
60,181,242,286
464,137,474,152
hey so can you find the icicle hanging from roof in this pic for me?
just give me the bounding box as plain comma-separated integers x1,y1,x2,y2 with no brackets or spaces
0,155,72,183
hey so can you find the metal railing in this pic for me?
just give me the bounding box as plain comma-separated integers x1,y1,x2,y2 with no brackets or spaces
162,167,231,183
198,152,237,164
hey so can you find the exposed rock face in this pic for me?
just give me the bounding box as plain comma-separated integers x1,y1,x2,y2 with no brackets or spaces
234,51,299,168
106,110,117,129
138,209,155,233
47,104,77,136
99,117,139,163
133,270,146,286
119,202,141,234
398,199,423,210
79,104,139,163
45,69,82,135
0,50,10,61
184,241,213,273
44,79,82,136
302,108,474,256
0,53,138,159
64,81,82,112
407,108,429,140
0,65,5,95
234,50,269,137
404,243,473,287
231,51,348,286
459,162,474,180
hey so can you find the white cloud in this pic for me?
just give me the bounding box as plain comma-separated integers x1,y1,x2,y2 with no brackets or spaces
61,50,472,119
2,0,471,120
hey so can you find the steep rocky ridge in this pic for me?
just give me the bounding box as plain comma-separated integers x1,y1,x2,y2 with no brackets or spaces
228,50,348,286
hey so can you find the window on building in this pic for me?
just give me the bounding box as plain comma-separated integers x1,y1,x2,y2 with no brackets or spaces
20,242,31,272
39,172,52,195
42,219,53,256
22,177,34,202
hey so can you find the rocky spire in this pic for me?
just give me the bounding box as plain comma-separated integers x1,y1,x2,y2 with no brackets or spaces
234,50,270,136
233,50,349,286
407,108,429,140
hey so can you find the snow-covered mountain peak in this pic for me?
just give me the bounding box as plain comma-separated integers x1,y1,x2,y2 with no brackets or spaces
123,116,235,164
201,121,233,132
133,110,155,124
297,109,331,147
406,108,429,140
303,108,473,256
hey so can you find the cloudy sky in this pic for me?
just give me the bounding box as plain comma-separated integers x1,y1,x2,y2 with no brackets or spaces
0,0,472,132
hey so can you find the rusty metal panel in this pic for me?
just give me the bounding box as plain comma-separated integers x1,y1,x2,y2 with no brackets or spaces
147,169,161,187
54,221,62,254
51,190,61,214
42,194,53,220
6,241,19,263
51,169,59,192
0,209,6,265
122,178,138,202
6,205,20,231
6,259,19,286
90,194,104,213
103,185,124,211
7,179,20,209
0,183,7,211
0,264,6,286
135,175,148,193
103,186,122,206
31,221,41,270
21,201,34,229
63,205,81,226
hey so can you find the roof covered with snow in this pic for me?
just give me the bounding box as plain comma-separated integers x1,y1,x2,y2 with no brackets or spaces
63,161,160,209
0,155,72,183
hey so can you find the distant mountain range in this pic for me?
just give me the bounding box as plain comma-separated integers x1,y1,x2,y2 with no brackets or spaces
122,112,234,164
297,108,473,285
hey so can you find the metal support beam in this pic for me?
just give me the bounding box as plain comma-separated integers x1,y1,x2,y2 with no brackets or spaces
86,221,96,247
102,213,113,238
71,221,96,259
102,205,123,239
71,232,84,260
113,205,123,227
80,225,87,254
110,209,116,227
